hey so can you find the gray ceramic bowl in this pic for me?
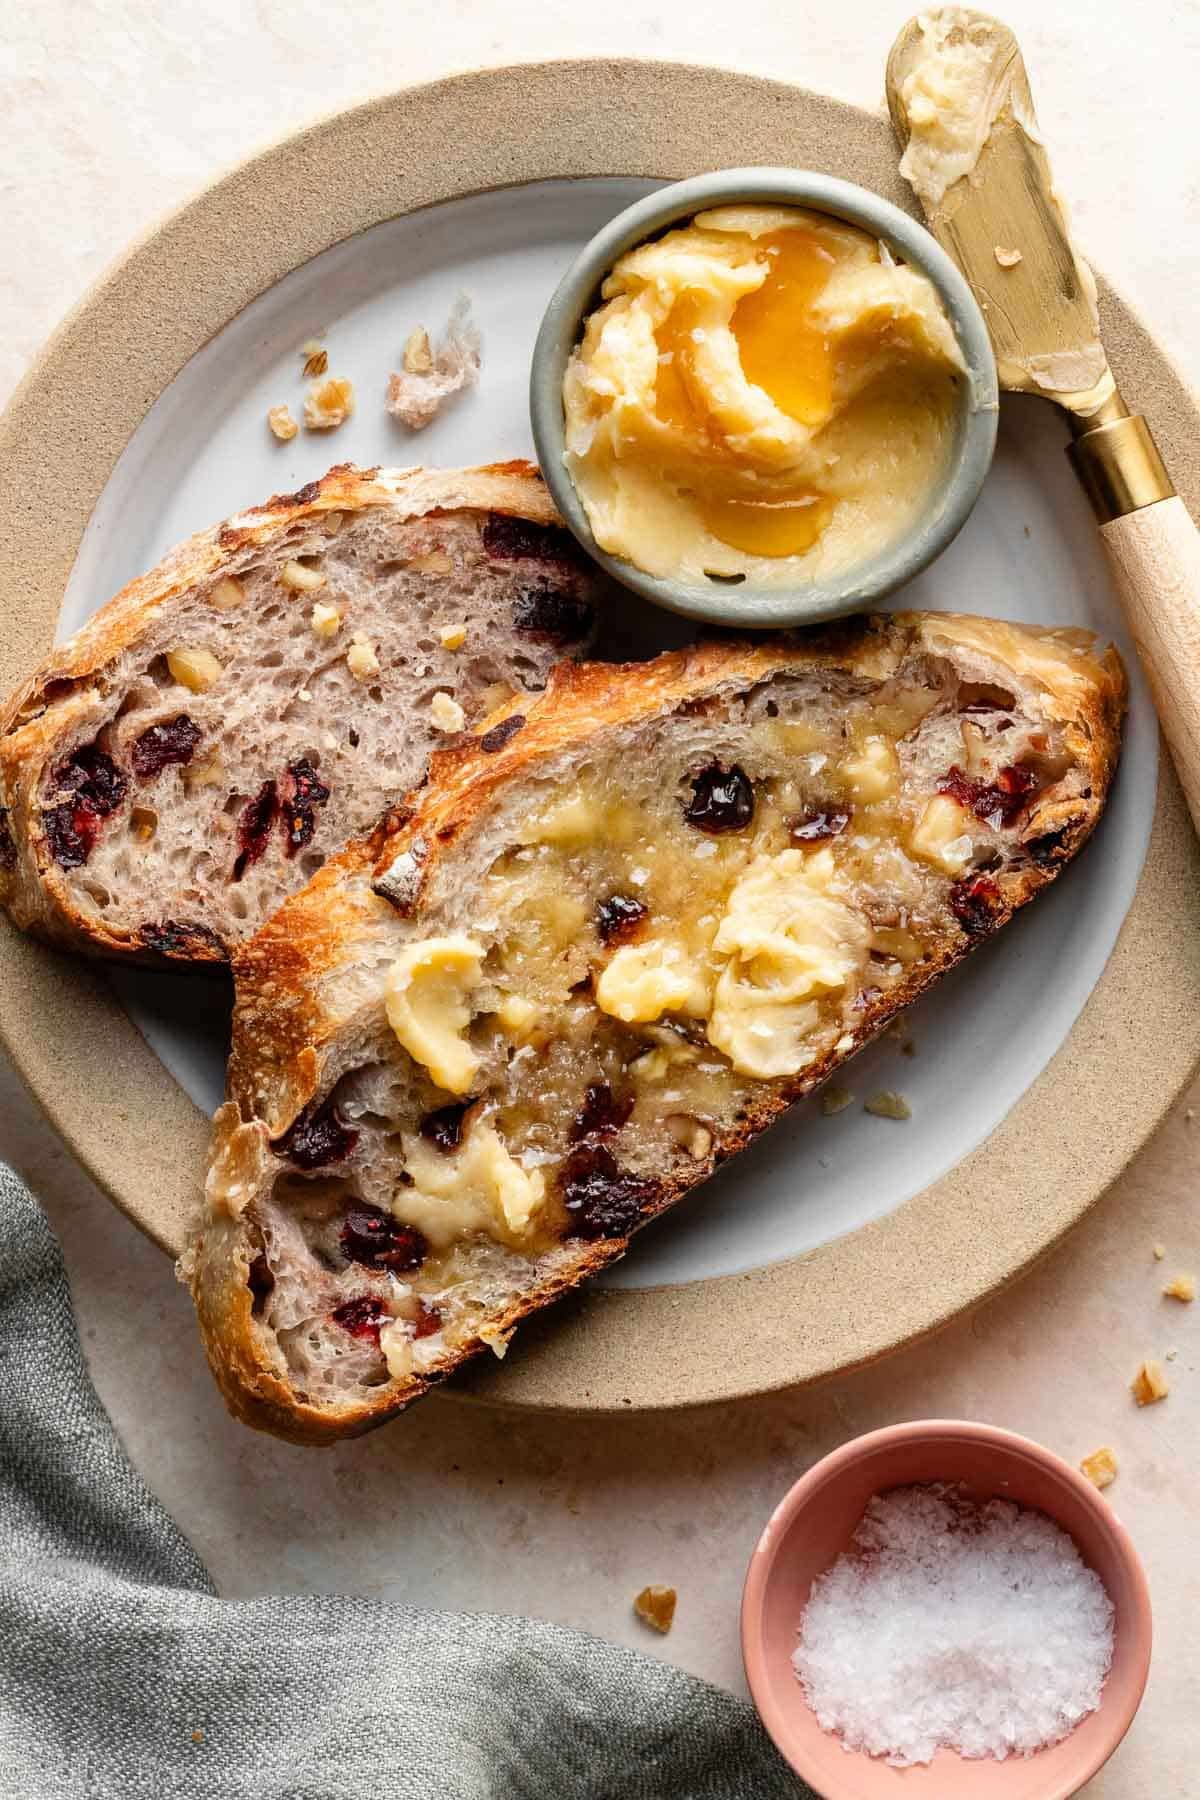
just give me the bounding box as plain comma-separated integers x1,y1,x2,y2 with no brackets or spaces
530,168,998,629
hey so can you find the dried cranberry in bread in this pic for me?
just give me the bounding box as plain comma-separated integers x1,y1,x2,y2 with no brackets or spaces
0,461,601,963
186,613,1125,1442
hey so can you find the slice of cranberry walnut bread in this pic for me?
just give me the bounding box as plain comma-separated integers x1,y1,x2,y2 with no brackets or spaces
186,613,1125,1443
0,461,601,963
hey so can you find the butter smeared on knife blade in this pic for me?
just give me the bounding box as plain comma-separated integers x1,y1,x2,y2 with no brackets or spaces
887,8,1115,417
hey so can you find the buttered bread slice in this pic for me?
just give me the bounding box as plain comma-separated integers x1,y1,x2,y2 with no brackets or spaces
187,613,1125,1441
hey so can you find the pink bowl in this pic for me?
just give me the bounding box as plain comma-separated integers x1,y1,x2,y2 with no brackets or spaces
742,1421,1151,1800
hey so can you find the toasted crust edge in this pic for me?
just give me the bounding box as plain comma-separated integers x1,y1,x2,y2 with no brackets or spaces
0,460,565,964
191,613,1126,1443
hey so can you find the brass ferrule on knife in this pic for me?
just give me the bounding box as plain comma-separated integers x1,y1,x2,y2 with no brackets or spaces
1067,394,1175,524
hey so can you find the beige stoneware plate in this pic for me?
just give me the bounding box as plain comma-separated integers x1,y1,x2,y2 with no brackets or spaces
2,61,1199,1413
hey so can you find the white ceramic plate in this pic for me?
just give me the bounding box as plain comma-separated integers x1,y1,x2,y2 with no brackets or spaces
59,175,1154,1292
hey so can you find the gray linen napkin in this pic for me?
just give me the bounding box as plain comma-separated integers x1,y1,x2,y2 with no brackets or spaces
0,1162,810,1799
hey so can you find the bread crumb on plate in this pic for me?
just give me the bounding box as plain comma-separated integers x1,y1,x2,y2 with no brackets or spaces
634,1585,677,1634
1080,1446,1118,1490
820,1084,853,1117
267,404,298,442
387,294,480,431
1152,1242,1166,1260
1163,1272,1195,1302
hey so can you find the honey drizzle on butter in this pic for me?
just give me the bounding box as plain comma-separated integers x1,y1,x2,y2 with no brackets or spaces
732,229,837,427
653,227,849,560
653,295,716,439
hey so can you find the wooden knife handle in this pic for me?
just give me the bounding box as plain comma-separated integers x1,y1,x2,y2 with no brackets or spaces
1100,495,1200,832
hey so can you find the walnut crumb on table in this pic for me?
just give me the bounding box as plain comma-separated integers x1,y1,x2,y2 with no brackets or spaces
634,1585,677,1634
1132,1360,1169,1406
1080,1447,1118,1491
1163,1273,1195,1302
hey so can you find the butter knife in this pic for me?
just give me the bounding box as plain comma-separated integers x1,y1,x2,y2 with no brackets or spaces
888,8,1200,831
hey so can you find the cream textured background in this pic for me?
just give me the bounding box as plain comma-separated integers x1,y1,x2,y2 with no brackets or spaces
2,4,1198,1795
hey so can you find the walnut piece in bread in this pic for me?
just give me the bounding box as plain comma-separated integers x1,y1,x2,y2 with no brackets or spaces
185,612,1125,1442
0,462,603,963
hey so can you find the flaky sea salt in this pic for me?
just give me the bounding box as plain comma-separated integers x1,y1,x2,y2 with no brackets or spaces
792,1484,1114,1767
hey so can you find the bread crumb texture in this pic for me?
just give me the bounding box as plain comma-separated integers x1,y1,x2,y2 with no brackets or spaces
1131,1360,1169,1406
1079,1447,1118,1491
634,1585,677,1634
1163,1272,1195,1302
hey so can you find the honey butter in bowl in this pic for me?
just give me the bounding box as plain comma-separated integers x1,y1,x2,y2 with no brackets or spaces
530,170,997,627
